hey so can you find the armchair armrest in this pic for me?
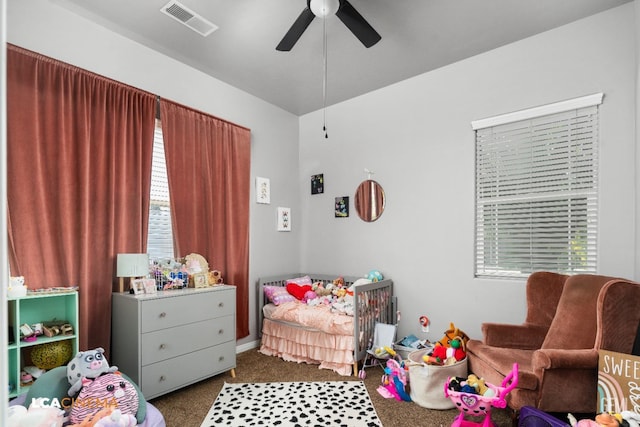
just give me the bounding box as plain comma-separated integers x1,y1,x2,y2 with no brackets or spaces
532,348,599,370
482,323,548,349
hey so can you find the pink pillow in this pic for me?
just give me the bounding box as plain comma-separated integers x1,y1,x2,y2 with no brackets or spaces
286,275,312,286
264,285,296,306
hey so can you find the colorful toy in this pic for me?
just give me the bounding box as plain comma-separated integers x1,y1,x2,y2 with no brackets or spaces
377,359,411,402
444,363,518,427
69,372,139,425
435,322,470,348
466,374,493,397
312,282,332,296
67,347,119,396
568,411,640,427
425,325,467,365
366,270,383,282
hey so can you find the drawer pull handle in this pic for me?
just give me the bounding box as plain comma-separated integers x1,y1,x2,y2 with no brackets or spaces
159,312,166,318
218,329,224,335
159,344,166,350
159,375,166,382
218,356,224,362
218,302,224,308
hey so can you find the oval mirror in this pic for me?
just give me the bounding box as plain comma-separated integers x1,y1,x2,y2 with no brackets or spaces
354,180,386,222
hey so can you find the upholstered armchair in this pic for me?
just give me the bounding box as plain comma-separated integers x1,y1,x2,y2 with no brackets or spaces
467,272,640,414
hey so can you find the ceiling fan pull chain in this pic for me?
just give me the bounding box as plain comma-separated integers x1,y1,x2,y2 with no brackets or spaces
323,14,328,139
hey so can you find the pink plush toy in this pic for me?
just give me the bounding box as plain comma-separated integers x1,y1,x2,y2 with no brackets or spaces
69,373,139,425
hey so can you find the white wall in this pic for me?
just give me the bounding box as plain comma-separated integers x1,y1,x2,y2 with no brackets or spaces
299,3,637,340
6,0,302,346
5,1,638,348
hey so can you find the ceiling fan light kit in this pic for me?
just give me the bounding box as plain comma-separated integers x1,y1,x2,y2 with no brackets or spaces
276,0,381,51
310,0,340,17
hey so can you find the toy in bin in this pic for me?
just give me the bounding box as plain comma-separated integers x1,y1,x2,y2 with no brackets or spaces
444,363,518,427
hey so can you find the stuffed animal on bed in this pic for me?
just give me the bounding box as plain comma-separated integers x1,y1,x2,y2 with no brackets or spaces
67,348,119,396
69,372,139,425
312,282,332,297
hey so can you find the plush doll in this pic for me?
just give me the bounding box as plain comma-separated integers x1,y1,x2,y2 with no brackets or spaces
7,402,65,427
435,322,470,348
622,411,640,427
67,347,118,396
595,413,624,427
69,372,139,425
302,290,317,303
366,270,383,282
312,282,332,297
445,337,466,362
466,374,494,396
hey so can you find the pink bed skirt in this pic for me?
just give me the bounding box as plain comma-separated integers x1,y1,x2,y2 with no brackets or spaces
260,318,355,376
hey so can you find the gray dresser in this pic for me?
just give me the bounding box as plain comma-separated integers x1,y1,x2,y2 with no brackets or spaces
111,286,236,399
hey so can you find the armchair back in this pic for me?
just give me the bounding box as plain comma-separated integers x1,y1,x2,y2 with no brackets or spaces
541,274,618,350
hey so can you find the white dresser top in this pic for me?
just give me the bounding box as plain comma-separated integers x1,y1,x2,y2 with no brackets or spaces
113,284,235,301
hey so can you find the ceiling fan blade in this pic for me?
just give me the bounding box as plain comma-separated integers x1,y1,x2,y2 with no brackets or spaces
276,7,316,51
335,0,381,48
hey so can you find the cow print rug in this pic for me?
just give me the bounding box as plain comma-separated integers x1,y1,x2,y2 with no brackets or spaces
200,381,382,426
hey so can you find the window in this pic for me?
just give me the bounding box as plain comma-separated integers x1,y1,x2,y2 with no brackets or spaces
473,94,602,279
146,120,175,260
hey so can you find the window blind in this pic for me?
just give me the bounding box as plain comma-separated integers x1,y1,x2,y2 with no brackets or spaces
474,100,600,279
147,121,175,260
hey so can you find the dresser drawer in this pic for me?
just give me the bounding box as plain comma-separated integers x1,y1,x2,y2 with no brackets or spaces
141,289,235,332
140,341,236,399
141,315,235,365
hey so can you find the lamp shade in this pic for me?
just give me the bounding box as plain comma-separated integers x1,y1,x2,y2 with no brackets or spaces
116,253,149,277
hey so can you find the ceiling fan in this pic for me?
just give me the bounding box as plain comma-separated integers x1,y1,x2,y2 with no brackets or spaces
276,0,381,51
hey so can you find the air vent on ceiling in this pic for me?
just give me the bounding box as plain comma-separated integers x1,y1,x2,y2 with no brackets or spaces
160,1,218,37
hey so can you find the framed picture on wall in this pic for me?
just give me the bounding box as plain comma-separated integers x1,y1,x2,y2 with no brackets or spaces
335,196,349,217
311,174,324,194
277,207,291,231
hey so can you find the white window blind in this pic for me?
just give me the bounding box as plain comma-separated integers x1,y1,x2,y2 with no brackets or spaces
147,120,175,260
474,95,601,279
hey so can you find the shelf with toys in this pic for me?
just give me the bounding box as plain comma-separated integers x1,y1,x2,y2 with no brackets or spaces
7,290,79,398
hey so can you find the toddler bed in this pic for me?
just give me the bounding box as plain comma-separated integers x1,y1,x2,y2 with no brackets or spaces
258,273,395,376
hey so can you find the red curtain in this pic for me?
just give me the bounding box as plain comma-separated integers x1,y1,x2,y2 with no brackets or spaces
160,99,251,339
6,45,156,354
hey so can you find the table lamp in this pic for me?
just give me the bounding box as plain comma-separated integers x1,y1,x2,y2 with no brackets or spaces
116,253,149,293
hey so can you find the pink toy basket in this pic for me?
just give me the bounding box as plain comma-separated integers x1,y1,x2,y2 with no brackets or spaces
444,363,518,427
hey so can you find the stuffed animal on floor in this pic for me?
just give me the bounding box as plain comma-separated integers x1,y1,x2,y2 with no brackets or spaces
568,411,638,427
67,348,119,396
69,372,139,425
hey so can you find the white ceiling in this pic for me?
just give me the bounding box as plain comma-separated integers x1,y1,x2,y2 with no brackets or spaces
52,0,631,116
